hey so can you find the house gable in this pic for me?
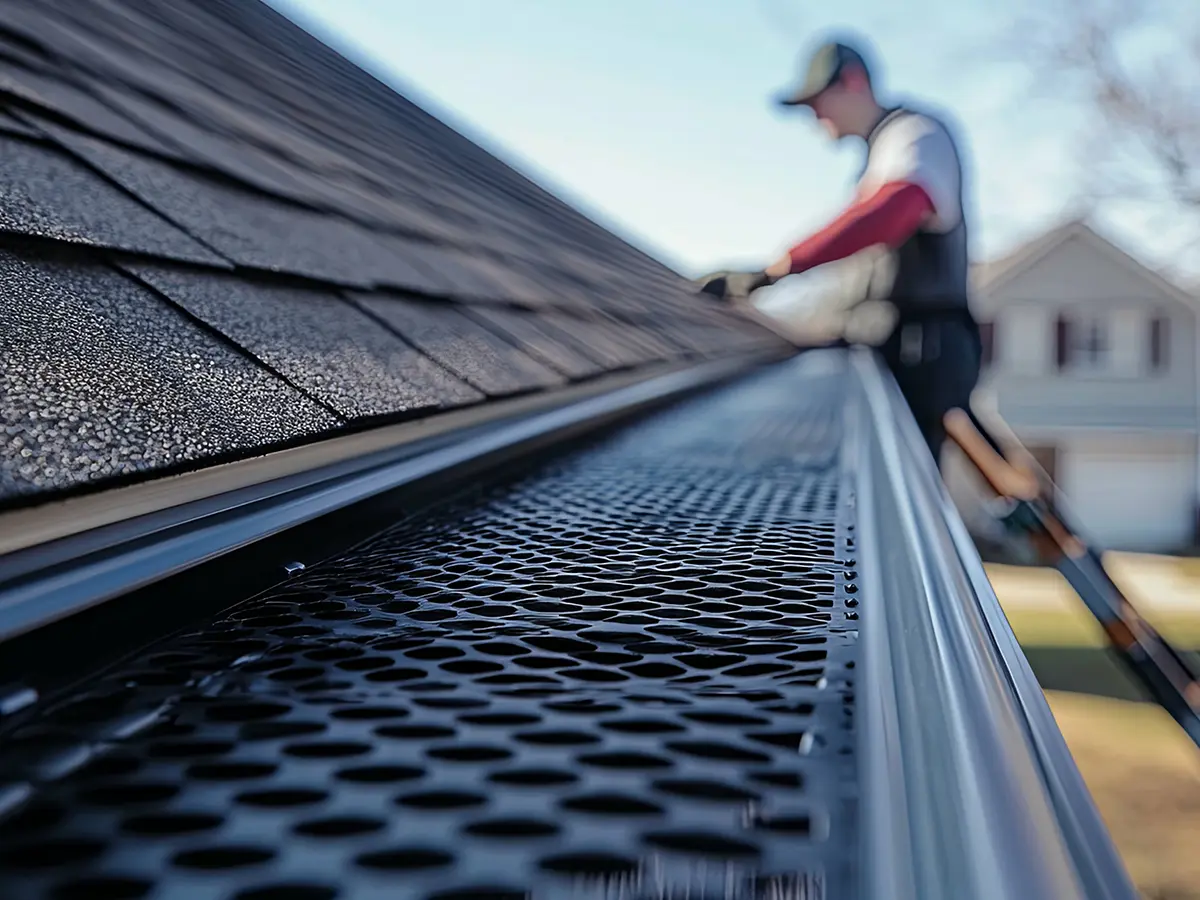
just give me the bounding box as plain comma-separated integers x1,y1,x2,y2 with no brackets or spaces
970,220,1198,433
975,221,1198,313
952,221,1200,552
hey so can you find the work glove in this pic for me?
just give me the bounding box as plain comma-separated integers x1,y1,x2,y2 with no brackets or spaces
694,269,772,304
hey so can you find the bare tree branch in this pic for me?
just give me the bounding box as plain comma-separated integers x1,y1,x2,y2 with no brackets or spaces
1001,0,1200,223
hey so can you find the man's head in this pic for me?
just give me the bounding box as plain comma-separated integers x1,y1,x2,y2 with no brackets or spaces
776,39,882,141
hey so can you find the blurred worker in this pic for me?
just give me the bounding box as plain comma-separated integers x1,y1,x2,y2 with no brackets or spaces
697,37,981,467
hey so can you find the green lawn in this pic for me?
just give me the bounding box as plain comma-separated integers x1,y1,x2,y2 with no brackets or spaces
986,560,1200,900
1002,605,1200,648
988,557,1200,649
1045,692,1200,900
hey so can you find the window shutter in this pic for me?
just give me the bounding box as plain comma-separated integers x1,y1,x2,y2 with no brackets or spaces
979,321,995,366
1055,315,1070,369
1149,315,1168,371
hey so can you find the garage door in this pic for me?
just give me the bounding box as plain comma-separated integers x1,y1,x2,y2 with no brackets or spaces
1060,442,1196,552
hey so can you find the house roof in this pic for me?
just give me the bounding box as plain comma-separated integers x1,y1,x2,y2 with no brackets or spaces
0,0,786,508
971,218,1198,307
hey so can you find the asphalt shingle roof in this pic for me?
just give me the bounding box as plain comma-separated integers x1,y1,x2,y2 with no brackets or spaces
0,0,788,508
1,248,336,500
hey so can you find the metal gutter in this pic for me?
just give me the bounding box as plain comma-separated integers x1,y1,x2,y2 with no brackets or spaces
851,348,1137,900
0,351,775,644
945,405,1187,889
0,341,1141,897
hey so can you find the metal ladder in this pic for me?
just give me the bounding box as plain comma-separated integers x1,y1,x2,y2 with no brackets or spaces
946,406,1200,750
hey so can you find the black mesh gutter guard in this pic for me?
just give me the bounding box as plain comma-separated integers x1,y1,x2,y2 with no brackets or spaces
851,348,1137,900
0,349,1137,900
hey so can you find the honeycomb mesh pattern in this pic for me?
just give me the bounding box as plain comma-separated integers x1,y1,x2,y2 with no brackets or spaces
0,358,860,900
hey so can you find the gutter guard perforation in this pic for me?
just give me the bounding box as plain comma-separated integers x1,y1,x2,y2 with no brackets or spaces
0,358,859,899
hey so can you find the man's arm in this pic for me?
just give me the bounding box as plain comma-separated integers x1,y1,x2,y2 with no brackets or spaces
766,115,962,281
695,183,929,300
764,181,935,280
696,117,959,300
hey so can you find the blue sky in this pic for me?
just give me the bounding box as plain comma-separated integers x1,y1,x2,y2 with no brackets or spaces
270,0,1182,282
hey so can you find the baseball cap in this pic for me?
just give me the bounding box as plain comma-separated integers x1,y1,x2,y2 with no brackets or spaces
776,40,872,108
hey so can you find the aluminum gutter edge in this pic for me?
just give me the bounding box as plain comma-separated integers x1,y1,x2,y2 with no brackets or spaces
850,348,1138,900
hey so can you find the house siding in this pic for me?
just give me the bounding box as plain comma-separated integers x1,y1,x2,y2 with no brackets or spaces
954,224,1200,552
975,232,1198,433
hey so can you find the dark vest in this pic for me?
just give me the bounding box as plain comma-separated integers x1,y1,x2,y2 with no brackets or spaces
863,107,973,322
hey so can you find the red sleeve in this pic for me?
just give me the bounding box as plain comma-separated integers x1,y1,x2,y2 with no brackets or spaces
787,181,934,275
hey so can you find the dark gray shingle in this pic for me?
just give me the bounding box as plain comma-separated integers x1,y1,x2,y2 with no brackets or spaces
1,250,337,500
460,306,609,381
125,262,485,420
40,120,458,290
352,293,567,397
0,133,227,265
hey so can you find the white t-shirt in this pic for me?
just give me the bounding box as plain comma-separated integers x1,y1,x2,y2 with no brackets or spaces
857,112,963,234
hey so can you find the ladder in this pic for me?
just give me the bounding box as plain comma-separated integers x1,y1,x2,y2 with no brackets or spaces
946,406,1200,750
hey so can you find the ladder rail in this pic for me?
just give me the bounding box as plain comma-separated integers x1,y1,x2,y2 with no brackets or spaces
944,404,1200,750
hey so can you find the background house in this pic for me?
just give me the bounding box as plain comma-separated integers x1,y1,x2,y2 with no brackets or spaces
947,220,1200,554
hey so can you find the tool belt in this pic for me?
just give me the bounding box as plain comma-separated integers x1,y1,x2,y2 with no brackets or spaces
884,302,979,367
